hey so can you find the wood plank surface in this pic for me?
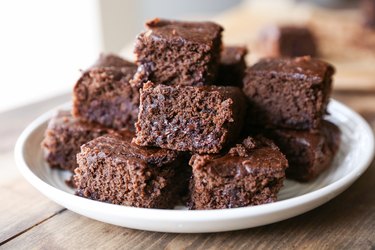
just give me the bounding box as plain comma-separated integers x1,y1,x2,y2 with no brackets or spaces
2,158,374,249
0,94,69,245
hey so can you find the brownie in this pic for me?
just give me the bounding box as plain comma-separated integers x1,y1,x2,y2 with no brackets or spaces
257,25,317,57
133,82,247,154
243,56,335,130
132,18,223,88
72,54,139,130
74,130,190,208
265,120,341,182
216,46,248,87
188,136,288,210
41,111,108,172
361,0,375,29
92,53,135,68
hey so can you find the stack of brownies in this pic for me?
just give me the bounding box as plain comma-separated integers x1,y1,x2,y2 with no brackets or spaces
42,18,340,210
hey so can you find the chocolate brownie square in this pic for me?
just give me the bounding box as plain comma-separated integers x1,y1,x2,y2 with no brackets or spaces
41,111,108,172
133,82,246,154
188,136,288,210
257,25,317,57
361,0,375,28
243,56,335,130
74,130,190,208
265,120,341,182
132,18,223,87
216,46,248,87
73,54,139,130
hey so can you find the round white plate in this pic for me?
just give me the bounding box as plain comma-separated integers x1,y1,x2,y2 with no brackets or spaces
15,99,374,233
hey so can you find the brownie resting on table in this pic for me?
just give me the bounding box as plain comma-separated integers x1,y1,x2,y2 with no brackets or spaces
216,46,248,87
133,82,247,154
132,18,223,87
74,130,190,208
243,56,335,130
257,25,317,58
188,136,288,210
41,111,108,172
73,54,139,130
265,120,341,182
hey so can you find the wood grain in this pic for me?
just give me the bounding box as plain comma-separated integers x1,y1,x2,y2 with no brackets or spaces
0,179,64,244
3,160,374,249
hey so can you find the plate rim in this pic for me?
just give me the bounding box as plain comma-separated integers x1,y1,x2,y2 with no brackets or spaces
14,99,375,231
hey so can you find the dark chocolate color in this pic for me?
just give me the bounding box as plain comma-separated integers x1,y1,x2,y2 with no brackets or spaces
74,130,190,208
41,111,108,172
73,54,139,130
266,120,341,182
188,136,288,210
257,25,317,57
132,18,223,87
243,56,335,130
134,82,246,154
216,46,248,87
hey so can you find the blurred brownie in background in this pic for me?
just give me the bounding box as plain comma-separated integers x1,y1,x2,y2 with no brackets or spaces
41,111,108,172
216,46,248,87
74,130,190,208
73,54,139,130
243,56,334,130
264,120,341,182
133,18,223,87
257,25,318,58
361,0,375,28
188,136,288,209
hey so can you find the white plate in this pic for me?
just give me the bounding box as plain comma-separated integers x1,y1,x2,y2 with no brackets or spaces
15,100,374,233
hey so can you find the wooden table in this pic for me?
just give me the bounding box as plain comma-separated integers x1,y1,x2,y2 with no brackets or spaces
1,90,374,249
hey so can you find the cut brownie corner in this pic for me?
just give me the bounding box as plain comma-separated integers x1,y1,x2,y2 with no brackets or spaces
216,45,248,87
134,18,223,87
41,110,108,172
134,83,246,154
264,120,341,182
72,54,139,130
243,56,335,130
74,130,190,208
188,136,288,210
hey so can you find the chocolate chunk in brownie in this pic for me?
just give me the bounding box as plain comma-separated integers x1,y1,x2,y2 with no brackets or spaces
133,82,247,154
243,56,335,130
361,0,375,29
41,111,108,172
132,18,223,87
265,120,341,182
72,54,139,130
74,130,190,208
257,25,317,57
216,46,248,87
188,136,288,210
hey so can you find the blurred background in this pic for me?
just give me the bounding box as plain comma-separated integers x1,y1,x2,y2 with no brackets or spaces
0,0,373,112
